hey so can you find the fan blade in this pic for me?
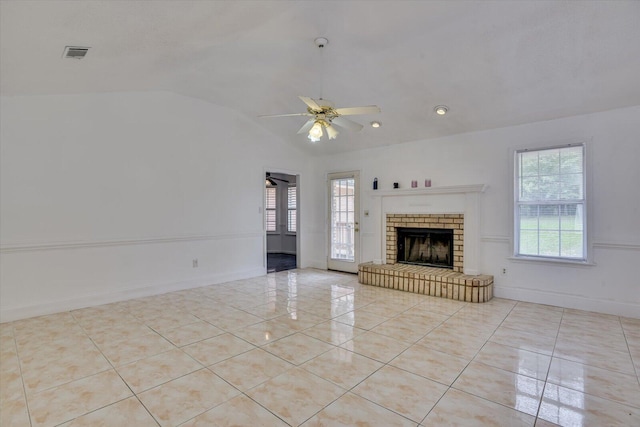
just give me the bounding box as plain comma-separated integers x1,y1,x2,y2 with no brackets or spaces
299,96,322,111
334,105,381,116
259,112,312,118
297,119,315,134
266,173,289,184
332,116,364,132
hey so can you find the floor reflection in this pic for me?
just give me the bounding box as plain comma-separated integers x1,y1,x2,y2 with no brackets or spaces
1,269,638,427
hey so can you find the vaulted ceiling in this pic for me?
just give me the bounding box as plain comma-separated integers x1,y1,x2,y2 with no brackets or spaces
2,0,639,154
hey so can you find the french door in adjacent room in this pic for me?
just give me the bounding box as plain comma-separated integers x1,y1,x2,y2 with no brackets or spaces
327,171,360,273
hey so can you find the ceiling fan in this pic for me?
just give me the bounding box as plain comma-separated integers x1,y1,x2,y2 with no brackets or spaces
265,173,289,186
259,37,381,142
260,96,381,142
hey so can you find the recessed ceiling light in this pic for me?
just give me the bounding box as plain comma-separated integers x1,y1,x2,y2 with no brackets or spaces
370,121,381,128
434,105,449,115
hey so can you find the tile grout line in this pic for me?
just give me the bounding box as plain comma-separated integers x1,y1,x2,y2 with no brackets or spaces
6,270,639,426
418,300,523,424
619,317,640,387
10,324,34,427
74,308,162,426
532,306,565,424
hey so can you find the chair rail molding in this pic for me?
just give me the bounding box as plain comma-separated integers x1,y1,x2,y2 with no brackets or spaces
0,231,264,253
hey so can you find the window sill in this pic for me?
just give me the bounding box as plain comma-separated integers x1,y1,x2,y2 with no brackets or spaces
286,232,297,236
508,256,596,267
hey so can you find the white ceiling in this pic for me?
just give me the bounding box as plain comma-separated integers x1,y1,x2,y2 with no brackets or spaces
2,0,639,155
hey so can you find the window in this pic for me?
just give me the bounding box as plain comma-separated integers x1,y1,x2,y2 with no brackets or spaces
265,185,276,232
515,144,586,261
287,185,297,233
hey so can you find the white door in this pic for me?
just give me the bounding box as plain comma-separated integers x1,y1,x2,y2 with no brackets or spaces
327,171,360,273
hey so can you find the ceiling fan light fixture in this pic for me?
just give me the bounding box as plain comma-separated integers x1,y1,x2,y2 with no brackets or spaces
326,124,339,140
308,121,323,142
434,105,449,115
370,121,381,128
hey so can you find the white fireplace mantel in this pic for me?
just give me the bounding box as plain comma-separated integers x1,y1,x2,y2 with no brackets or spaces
372,184,486,276
369,184,486,197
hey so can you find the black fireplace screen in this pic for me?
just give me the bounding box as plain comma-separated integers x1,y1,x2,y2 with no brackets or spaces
397,227,454,269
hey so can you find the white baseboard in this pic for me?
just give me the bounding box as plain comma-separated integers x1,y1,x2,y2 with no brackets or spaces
0,267,265,323
494,286,640,319
305,260,327,270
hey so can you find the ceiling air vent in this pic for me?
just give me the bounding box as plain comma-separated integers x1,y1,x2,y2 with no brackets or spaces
62,46,90,59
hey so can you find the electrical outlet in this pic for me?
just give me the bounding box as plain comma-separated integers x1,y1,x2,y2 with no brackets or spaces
193,259,198,268
501,267,507,276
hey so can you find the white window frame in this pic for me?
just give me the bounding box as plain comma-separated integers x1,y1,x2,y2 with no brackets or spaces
265,185,277,233
287,184,297,234
513,142,590,264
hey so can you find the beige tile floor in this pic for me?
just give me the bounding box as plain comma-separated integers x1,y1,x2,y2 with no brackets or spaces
1,269,639,426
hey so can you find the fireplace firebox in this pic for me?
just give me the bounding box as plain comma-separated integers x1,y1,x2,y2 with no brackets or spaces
397,227,454,269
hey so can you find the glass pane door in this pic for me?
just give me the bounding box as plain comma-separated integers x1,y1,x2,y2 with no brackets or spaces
328,172,359,273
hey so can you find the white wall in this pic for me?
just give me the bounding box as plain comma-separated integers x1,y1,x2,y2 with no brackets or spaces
0,92,312,321
2,93,637,321
314,106,640,318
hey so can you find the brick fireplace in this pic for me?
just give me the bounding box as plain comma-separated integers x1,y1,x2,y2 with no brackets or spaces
357,185,493,303
386,213,464,272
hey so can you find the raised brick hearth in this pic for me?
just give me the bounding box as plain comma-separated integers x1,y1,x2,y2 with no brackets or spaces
359,212,493,302
358,263,494,303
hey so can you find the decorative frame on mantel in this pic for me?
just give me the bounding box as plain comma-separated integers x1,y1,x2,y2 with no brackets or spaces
370,184,487,276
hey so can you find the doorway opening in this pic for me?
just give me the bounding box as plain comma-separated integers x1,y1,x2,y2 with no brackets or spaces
265,172,298,272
